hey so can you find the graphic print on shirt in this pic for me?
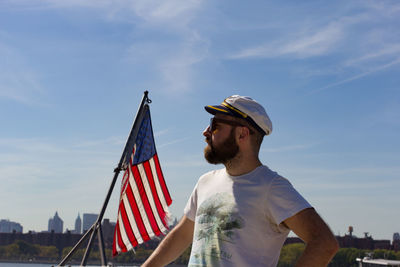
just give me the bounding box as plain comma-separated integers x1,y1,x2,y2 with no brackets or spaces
189,192,244,266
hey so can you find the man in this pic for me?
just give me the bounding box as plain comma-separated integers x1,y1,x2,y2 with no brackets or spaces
143,95,338,267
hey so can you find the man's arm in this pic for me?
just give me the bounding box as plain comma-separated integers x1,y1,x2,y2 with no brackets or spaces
283,208,339,267
142,215,194,267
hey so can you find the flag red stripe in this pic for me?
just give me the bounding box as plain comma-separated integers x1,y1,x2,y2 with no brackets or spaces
131,164,162,236
126,181,150,242
153,154,172,205
116,219,127,254
143,161,168,226
120,198,138,248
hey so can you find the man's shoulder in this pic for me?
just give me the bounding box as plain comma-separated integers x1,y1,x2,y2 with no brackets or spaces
199,168,225,181
245,165,282,185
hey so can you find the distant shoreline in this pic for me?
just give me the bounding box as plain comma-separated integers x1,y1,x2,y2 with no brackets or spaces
0,260,130,266
0,260,185,266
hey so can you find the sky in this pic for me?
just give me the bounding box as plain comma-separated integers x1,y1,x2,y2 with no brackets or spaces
0,0,399,241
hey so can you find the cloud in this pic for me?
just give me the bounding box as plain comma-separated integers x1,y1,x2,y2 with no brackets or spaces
344,44,400,66
0,136,119,209
125,37,209,93
163,158,205,168
121,1,208,93
0,137,118,186
1,0,208,95
127,0,202,26
261,143,317,153
154,129,169,137
1,0,203,27
120,1,210,94
0,42,45,105
220,2,398,93
307,180,397,191
227,19,348,60
158,137,190,148
365,0,400,17
225,1,400,87
0,137,119,155
157,32,210,92
289,165,400,181
71,136,125,149
311,57,400,93
0,136,120,231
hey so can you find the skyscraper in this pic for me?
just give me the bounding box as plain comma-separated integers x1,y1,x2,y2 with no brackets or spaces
48,211,63,233
74,213,82,234
0,219,23,233
82,213,98,233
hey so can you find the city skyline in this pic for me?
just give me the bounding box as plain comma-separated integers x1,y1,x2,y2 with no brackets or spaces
0,1,399,240
2,210,399,243
0,212,112,234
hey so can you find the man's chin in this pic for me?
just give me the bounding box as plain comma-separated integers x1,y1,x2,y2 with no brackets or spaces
204,156,221,165
204,147,219,164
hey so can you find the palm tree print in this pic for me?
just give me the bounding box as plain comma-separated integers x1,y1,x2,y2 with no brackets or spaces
190,192,244,265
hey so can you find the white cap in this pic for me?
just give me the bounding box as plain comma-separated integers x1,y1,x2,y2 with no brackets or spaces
205,95,273,135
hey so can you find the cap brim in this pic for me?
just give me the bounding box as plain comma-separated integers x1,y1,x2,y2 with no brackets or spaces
205,105,230,115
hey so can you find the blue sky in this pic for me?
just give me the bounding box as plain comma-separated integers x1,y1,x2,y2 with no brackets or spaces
0,0,399,241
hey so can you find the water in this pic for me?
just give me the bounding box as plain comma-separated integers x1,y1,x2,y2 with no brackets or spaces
0,264,139,267
0,264,63,267
0,263,184,267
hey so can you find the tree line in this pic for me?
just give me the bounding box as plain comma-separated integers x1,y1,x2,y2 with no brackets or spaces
1,240,400,266
278,243,400,267
0,240,190,265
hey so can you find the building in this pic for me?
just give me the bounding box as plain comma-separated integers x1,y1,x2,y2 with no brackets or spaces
394,233,400,241
0,218,117,255
0,219,23,233
74,213,82,234
48,211,63,233
393,233,400,251
82,213,98,232
101,218,116,249
336,227,392,250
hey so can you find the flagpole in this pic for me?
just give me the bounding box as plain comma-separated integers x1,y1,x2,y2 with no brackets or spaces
58,91,151,266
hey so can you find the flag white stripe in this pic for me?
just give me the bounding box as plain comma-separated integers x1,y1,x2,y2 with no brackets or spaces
114,222,121,253
149,158,169,211
128,163,153,237
137,163,166,232
122,193,143,244
118,212,133,252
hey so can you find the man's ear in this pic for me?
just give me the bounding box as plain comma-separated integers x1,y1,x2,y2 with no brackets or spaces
238,126,250,141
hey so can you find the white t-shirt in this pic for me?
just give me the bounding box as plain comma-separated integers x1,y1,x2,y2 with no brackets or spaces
184,165,311,267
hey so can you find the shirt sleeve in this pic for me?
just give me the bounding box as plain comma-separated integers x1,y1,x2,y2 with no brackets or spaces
266,176,312,225
183,182,199,222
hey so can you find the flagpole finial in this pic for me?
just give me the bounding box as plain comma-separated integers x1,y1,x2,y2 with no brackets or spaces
144,91,152,104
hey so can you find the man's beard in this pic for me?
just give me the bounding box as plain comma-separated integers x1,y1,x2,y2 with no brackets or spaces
204,128,239,164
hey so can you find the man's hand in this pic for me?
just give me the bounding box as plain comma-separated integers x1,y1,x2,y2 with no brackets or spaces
142,215,194,267
283,208,339,267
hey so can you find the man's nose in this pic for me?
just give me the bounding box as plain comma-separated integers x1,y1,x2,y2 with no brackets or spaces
203,125,211,137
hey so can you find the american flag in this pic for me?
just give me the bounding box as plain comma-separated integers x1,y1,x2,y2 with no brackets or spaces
113,105,172,256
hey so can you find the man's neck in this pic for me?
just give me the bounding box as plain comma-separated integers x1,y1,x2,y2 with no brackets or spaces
224,155,262,176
